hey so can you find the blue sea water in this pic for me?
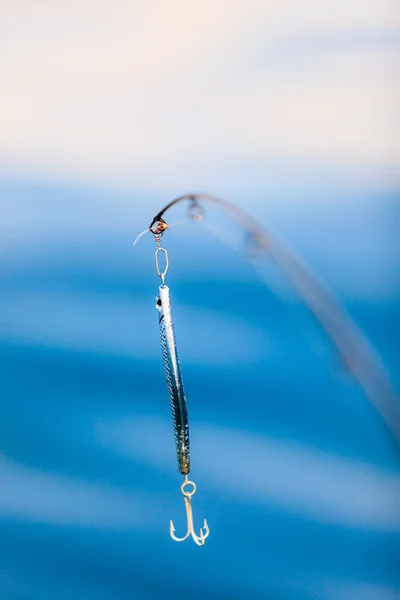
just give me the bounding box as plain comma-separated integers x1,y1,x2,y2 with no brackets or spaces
0,180,399,600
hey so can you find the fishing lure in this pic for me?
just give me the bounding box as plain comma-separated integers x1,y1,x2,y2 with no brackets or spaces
152,220,209,546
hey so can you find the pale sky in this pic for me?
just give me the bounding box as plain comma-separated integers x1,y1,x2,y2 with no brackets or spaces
1,1,399,190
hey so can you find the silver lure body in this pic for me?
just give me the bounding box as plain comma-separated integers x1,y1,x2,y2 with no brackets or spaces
156,284,190,475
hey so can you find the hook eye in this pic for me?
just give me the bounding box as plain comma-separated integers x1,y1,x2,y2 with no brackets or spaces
181,480,196,497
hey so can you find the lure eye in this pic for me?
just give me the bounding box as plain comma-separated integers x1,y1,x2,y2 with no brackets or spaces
156,298,162,307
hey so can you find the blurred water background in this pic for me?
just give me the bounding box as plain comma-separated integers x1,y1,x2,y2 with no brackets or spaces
1,2,399,599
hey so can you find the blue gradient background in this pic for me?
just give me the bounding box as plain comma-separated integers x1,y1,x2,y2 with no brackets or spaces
1,180,399,600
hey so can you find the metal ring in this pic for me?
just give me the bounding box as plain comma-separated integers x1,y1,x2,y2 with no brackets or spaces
155,247,169,281
181,480,196,497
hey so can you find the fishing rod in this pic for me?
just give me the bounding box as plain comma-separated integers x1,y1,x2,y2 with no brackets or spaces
137,192,400,545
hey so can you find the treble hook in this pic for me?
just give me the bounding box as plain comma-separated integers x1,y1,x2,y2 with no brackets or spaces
170,476,210,546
